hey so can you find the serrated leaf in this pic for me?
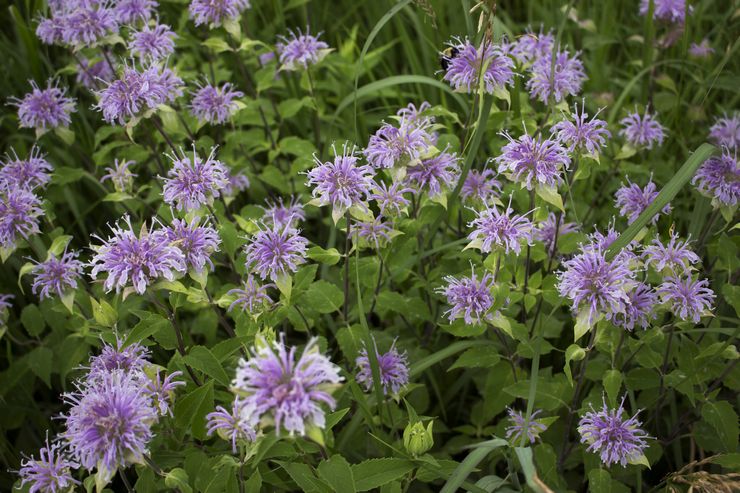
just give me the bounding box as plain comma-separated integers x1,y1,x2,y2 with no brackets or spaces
165,468,193,493
351,458,415,492
183,346,230,386
307,246,341,265
301,280,344,314
318,455,355,493
603,369,622,406
449,346,500,371
701,401,739,452
174,381,214,440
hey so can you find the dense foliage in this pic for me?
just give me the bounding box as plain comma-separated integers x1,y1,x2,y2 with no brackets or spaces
0,0,738,492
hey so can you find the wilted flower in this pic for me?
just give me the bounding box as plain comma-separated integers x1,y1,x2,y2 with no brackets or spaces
227,274,274,313
89,216,186,294
162,146,229,212
364,119,434,169
189,81,244,124
355,339,409,395
643,233,699,275
277,28,330,70
505,408,548,444
189,0,251,27
510,27,554,64
165,217,221,273
115,0,157,24
689,39,714,58
0,147,53,190
460,168,502,203
578,397,649,467
244,223,308,282
306,144,374,216
551,100,611,155
692,148,739,207
261,196,305,229
467,200,534,255
405,151,460,197
618,109,666,149
369,181,412,216
354,218,393,249
233,336,343,436
609,283,658,331
437,268,494,325
0,185,43,250
614,177,671,224
496,132,570,190
639,0,691,23
526,50,586,103
206,398,259,453
31,249,84,300
9,79,76,131
708,114,740,149
18,437,79,493
101,159,137,193
657,276,715,323
442,38,514,94
76,57,115,89
129,23,177,62
534,212,579,254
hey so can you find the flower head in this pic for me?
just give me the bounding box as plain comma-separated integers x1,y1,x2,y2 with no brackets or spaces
460,168,502,203
227,274,274,313
496,132,570,190
614,177,671,224
467,200,534,255
364,120,434,169
31,249,84,300
643,233,699,275
609,282,658,331
189,81,244,124
129,23,176,62
640,0,691,23
61,3,118,47
115,0,157,24
510,27,554,64
18,437,79,493
89,339,150,378
437,267,494,325
277,28,330,70
233,336,343,436
551,100,611,155
692,148,739,207
207,398,259,452
76,57,115,89
162,146,229,212
306,144,374,216
261,196,305,229
708,114,740,149
526,50,586,103
442,38,514,94
505,409,548,444
689,39,714,58
0,184,43,249
619,109,666,149
355,339,409,395
89,216,186,294
224,170,250,197
534,212,579,254
10,79,76,130
165,217,221,273
657,276,714,323
405,151,460,197
145,369,184,416
354,218,393,249
369,181,413,217
578,397,649,467
101,159,137,193
244,223,308,282
0,146,53,190
189,0,251,27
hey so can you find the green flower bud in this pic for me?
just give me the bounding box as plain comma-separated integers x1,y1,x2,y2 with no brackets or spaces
403,420,433,457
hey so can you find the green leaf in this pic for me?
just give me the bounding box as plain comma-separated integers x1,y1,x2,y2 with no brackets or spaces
410,341,494,378
574,309,596,342
536,184,565,212
175,381,214,440
165,468,193,493
301,280,344,314
275,272,292,303
54,126,75,145
307,246,341,265
701,401,739,452
440,439,508,493
317,456,356,493
183,346,230,386
514,447,553,493
564,344,585,386
90,297,118,327
351,458,415,492
47,235,73,257
21,305,45,336
449,346,500,371
603,369,623,406
28,346,53,387
202,37,232,53
124,313,170,346
587,469,630,493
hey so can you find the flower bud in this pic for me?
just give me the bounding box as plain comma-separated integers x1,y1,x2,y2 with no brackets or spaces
403,420,433,457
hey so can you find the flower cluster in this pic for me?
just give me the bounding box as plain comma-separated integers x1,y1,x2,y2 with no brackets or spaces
189,81,244,124
442,38,514,94
355,339,409,395
692,149,739,207
467,200,534,255
619,109,666,149
614,176,672,224
496,132,570,190
190,0,251,27
277,28,330,70
307,144,374,217
31,249,84,301
578,397,649,467
9,80,76,131
437,267,495,325
162,146,230,212
526,50,586,103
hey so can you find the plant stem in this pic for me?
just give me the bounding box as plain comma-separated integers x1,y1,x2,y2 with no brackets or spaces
343,211,352,321
150,295,202,386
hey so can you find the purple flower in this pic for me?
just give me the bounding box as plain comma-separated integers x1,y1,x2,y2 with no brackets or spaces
36,16,66,45
510,27,554,64
189,0,251,27
643,233,699,275
405,151,460,197
657,276,715,323
0,293,13,311
89,339,150,377
585,222,621,253
609,282,657,331
364,120,434,169
0,185,43,249
129,23,176,62
639,0,691,23
89,216,186,294
505,408,548,444
207,398,259,453
0,146,53,190
551,100,611,155
9,79,76,131
227,274,274,313
101,159,137,193
396,101,434,126
189,81,244,124
354,218,393,249
145,370,185,416
618,109,666,149
261,196,305,229
692,149,739,207
115,0,157,24
370,181,412,216
534,212,579,254
75,57,115,89
467,200,534,255
95,64,183,125
31,249,84,300
355,339,409,395
224,170,250,197
708,114,740,149
442,38,514,94
496,132,570,190
61,3,118,47
277,28,330,70
526,50,586,103
437,268,494,325
63,370,157,478
460,169,502,203
578,397,649,467
162,146,229,212
306,144,374,216
614,177,671,224
244,223,308,282
233,336,343,436
18,437,79,493
689,39,714,58
557,245,635,326
165,217,221,273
